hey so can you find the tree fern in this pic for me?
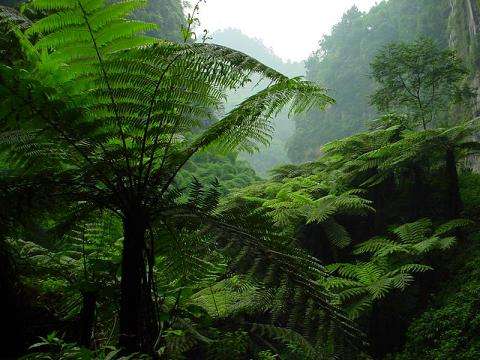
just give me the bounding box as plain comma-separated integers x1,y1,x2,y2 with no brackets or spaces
0,0,336,353
229,170,373,249
324,218,470,319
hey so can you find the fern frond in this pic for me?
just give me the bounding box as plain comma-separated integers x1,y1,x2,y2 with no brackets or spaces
251,323,319,360
433,218,472,236
190,78,334,153
391,219,431,244
353,237,395,256
323,219,351,249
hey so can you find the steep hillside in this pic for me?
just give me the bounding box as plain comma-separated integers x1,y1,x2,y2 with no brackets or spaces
449,0,480,116
287,0,455,162
134,0,186,42
211,28,304,77
0,0,185,41
210,29,305,174
0,0,186,42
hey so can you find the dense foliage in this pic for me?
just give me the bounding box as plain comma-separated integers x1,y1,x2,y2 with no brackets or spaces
392,236,480,360
287,0,452,162
228,114,479,357
371,38,473,129
0,0,340,358
1,1,480,359
177,152,260,195
134,0,186,41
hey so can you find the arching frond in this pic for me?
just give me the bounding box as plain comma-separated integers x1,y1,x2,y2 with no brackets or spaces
191,78,334,153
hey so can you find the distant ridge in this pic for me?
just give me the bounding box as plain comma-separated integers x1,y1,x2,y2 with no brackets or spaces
209,28,305,77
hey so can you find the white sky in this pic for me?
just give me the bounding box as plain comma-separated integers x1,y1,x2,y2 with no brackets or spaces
197,0,379,61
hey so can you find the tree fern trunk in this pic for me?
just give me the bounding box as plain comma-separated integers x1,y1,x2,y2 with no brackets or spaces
411,164,426,219
372,174,394,233
0,237,24,357
119,212,156,354
445,148,463,218
79,290,97,348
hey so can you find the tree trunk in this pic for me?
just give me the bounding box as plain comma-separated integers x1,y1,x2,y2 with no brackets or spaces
445,148,463,218
0,238,25,357
79,290,97,348
119,212,156,354
411,164,426,219
372,174,394,233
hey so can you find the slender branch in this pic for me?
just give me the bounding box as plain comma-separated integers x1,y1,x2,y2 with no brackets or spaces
209,285,220,317
397,74,418,102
